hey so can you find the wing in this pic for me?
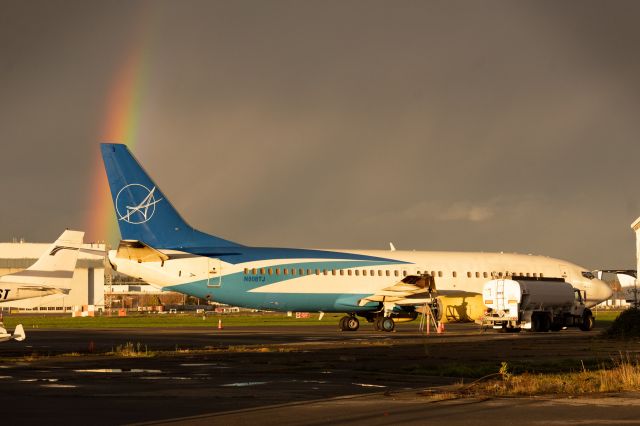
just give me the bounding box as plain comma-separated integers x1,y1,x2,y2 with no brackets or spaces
358,274,438,306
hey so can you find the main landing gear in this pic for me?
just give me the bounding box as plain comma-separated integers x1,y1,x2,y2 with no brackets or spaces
339,315,360,331
373,316,395,332
339,314,396,332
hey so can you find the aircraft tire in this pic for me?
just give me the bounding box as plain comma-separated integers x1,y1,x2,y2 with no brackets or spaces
373,317,382,331
345,316,359,331
339,316,349,331
380,317,395,332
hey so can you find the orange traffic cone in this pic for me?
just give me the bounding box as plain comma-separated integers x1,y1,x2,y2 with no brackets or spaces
218,319,223,330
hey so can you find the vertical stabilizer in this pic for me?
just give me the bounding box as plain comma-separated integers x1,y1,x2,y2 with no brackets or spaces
100,143,241,249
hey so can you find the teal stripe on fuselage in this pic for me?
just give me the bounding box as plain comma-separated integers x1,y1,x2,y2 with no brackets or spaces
165,259,405,312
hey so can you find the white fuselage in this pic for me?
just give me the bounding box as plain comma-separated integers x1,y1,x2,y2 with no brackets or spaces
109,248,612,313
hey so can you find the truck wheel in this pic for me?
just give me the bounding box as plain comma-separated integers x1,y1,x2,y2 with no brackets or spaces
532,313,550,332
532,314,543,332
540,314,551,332
550,323,562,332
579,312,594,331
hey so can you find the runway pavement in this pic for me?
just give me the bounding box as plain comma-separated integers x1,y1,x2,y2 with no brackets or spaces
0,323,636,425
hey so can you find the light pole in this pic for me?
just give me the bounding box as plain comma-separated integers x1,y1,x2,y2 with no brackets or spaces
630,217,640,308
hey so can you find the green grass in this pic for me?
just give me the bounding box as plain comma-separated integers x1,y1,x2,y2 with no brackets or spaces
0,309,624,330
593,309,622,329
0,312,346,329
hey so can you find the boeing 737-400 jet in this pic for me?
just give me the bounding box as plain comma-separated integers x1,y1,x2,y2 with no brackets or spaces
0,230,84,304
101,143,612,332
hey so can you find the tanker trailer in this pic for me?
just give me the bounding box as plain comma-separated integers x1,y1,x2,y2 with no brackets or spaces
482,278,594,332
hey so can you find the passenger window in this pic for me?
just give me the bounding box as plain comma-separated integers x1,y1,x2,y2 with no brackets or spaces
498,272,503,278
438,271,443,277
332,270,336,275
540,273,544,278
291,268,296,275
394,270,399,277
475,272,480,278
348,270,353,276
430,271,435,277
402,271,407,277
283,268,288,275
386,270,390,276
370,270,375,276
467,272,471,278
260,268,265,275
315,269,320,275
452,271,457,278
275,268,280,275
340,270,344,276
268,268,273,275
252,268,257,275
533,273,538,278
363,270,367,276
483,272,488,278
355,270,360,276
323,269,328,275
299,269,304,275
378,270,383,276
244,268,249,275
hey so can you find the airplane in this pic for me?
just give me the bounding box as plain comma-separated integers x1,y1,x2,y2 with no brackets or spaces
0,230,84,304
0,323,25,342
595,270,637,305
101,143,612,332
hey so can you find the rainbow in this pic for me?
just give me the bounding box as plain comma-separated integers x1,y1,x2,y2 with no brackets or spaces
85,12,151,246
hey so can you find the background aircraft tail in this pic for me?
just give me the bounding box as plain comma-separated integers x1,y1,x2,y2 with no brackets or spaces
0,230,84,290
100,143,241,249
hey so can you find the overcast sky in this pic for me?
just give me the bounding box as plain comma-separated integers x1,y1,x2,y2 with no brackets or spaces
1,0,639,269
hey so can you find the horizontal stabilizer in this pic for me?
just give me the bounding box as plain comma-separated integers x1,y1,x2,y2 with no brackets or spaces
0,293,66,309
0,230,83,289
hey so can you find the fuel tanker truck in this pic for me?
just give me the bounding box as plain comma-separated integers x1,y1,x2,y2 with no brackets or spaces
482,277,594,332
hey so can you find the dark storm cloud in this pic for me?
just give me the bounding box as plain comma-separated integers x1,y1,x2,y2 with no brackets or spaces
1,0,639,268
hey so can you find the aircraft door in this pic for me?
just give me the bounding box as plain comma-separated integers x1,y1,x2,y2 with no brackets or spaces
207,258,222,287
559,264,568,279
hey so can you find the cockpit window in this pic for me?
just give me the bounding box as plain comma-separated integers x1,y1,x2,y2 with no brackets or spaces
581,271,595,280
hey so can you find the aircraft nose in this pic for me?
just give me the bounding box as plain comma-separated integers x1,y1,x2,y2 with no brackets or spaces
594,279,613,303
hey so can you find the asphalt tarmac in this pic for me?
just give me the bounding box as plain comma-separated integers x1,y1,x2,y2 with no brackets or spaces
1,323,638,425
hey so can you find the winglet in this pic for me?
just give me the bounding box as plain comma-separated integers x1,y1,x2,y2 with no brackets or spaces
389,242,396,252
